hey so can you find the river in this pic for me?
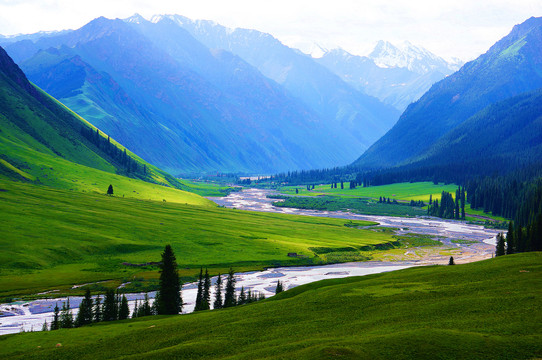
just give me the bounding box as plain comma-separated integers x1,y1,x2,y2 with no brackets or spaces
0,188,501,335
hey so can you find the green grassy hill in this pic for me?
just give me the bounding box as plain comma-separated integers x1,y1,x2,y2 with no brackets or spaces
1,252,540,359
0,180,387,298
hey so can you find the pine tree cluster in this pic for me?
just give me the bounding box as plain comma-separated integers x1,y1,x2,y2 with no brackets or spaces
427,187,466,220
44,247,272,333
45,289,132,331
80,127,146,176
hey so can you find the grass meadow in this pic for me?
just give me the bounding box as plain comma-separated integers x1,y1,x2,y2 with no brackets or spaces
0,180,391,299
279,181,458,202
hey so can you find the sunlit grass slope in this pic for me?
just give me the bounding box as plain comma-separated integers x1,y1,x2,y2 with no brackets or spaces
0,180,387,298
280,181,458,202
1,253,540,359
0,136,212,205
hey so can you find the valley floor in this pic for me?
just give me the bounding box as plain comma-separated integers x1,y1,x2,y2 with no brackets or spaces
1,253,540,359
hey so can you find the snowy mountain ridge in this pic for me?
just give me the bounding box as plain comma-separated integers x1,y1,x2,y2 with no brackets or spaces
368,40,462,74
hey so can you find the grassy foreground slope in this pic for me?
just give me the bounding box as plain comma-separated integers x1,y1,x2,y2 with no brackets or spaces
1,253,540,359
0,180,386,298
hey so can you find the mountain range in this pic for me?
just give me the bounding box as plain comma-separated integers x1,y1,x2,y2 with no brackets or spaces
2,15,443,175
157,14,401,143
3,15,539,179
316,41,462,111
352,16,542,174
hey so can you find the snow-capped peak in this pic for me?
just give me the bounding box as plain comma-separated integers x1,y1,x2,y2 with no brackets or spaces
369,40,459,74
301,43,328,58
150,14,165,24
125,13,146,24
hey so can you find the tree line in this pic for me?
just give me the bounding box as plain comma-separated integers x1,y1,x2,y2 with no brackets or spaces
494,179,542,256
42,245,277,332
427,187,466,220
80,126,146,177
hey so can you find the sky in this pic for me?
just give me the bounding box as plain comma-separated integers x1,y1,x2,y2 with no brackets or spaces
0,0,541,61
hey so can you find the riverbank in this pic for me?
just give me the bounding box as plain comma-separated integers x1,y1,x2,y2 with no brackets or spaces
209,188,499,264
0,262,415,335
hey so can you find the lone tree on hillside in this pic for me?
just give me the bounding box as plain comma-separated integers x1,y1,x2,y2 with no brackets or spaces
107,184,114,196
155,245,182,315
448,256,455,265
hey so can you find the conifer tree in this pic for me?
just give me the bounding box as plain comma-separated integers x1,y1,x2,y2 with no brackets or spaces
137,293,153,317
531,213,542,252
107,184,114,196
41,320,48,332
275,280,284,294
238,287,246,305
76,289,93,327
132,299,139,318
455,188,460,219
460,187,466,219
118,295,130,320
213,273,223,309
223,268,236,308
156,245,182,315
194,268,204,311
506,221,515,254
94,295,102,322
515,226,526,252
51,304,60,330
60,298,74,328
496,232,506,256
103,289,118,321
203,268,211,310
448,256,455,265
246,289,253,303
429,194,432,205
